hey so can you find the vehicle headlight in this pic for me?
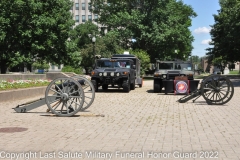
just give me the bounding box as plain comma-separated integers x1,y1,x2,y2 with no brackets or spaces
154,73,160,77
91,71,95,76
163,75,166,78
110,72,114,76
123,72,128,75
116,73,120,76
99,73,102,76
103,72,107,76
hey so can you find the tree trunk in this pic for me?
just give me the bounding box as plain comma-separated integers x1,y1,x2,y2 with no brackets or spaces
0,60,7,74
84,67,89,75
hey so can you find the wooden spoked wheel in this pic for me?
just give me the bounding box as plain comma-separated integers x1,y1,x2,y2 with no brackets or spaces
201,75,234,105
45,77,85,116
71,75,95,111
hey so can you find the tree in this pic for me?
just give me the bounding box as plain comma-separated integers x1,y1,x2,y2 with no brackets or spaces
0,0,78,73
90,0,196,62
70,22,123,74
190,55,200,70
70,21,99,50
70,21,99,74
207,0,240,66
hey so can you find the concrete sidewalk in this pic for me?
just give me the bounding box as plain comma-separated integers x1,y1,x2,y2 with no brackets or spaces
0,80,239,160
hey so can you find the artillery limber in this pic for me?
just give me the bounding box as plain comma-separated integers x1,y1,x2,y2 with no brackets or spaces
13,76,95,117
177,75,234,105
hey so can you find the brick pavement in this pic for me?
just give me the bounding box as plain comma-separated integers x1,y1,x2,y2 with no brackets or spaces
0,80,240,160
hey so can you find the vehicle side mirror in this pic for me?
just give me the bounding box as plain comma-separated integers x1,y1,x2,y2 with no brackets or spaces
152,64,156,70
132,65,136,69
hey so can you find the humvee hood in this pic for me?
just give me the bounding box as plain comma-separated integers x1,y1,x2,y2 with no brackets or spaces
94,68,131,72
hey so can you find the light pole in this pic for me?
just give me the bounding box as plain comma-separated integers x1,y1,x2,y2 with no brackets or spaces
88,33,96,57
88,33,96,71
92,35,96,69
92,35,96,58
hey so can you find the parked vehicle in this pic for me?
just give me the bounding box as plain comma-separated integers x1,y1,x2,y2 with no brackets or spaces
153,60,199,94
91,58,136,92
111,54,143,88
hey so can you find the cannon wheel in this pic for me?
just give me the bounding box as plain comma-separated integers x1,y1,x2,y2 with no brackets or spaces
71,75,95,111
201,75,234,105
45,77,85,117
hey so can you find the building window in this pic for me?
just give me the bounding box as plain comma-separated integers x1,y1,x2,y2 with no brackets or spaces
82,3,85,10
75,15,79,22
75,3,79,10
58,65,61,69
88,15,92,21
51,65,55,70
82,15,86,22
94,15,98,22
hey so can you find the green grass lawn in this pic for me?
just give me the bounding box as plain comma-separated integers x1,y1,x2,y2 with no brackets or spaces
229,70,240,74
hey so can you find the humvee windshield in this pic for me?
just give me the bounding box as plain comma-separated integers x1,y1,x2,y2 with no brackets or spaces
96,60,132,68
157,62,192,70
174,63,192,70
158,63,173,69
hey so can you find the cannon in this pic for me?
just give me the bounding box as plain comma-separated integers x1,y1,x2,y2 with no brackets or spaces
177,75,234,105
13,75,95,117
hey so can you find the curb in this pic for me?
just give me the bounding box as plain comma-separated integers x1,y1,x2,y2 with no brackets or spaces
0,87,46,103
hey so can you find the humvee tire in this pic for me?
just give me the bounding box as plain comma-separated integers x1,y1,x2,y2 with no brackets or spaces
130,80,135,90
123,80,130,92
102,84,108,90
154,80,161,93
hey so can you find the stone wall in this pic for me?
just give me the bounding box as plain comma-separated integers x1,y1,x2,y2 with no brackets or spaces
0,72,77,81
0,86,46,102
0,74,46,81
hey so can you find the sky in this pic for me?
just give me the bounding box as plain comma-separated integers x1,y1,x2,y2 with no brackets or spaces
182,0,220,57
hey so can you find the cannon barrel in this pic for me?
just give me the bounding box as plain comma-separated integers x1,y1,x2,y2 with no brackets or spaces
55,79,85,90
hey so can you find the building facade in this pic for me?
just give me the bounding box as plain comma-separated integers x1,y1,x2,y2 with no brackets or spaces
71,0,100,26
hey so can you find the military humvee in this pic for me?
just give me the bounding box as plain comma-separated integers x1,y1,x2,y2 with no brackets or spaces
91,58,136,92
111,54,143,88
153,60,199,94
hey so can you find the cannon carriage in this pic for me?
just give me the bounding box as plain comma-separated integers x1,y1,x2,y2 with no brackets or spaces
13,76,95,117
177,74,234,105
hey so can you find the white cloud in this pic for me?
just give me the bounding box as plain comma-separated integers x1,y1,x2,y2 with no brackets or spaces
193,27,211,34
201,39,212,45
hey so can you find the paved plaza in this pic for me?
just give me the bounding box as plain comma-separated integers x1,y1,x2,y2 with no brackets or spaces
0,79,240,160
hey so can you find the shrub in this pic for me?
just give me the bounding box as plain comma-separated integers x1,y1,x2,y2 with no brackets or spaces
61,65,83,74
32,61,49,70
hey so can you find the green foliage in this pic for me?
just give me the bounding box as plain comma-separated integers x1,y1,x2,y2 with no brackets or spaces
32,61,49,70
61,65,83,74
191,56,200,64
0,0,78,73
70,22,99,74
65,41,82,69
90,0,196,62
229,70,240,74
207,0,240,63
70,22,124,74
70,21,99,49
212,56,228,74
